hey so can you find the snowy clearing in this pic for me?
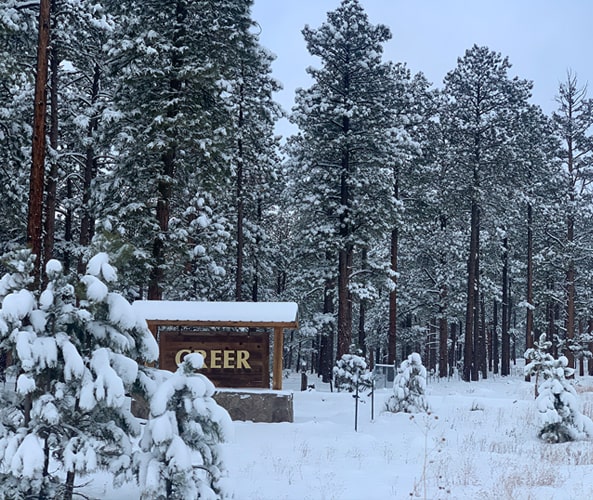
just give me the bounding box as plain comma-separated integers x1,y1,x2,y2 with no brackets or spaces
83,364,593,500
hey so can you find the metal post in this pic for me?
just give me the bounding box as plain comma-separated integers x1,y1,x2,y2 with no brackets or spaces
354,380,359,432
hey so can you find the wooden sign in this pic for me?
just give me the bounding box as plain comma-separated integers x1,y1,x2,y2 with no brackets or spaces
159,330,270,389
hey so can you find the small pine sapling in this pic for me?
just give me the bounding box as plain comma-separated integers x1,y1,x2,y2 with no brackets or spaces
385,352,429,413
135,353,233,499
534,354,593,443
524,333,554,397
333,353,373,393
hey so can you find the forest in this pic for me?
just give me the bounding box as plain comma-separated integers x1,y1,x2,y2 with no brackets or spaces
2,0,593,386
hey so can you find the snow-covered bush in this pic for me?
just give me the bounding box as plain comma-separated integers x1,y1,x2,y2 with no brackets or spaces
385,352,429,413
532,354,593,443
0,251,159,499
333,353,373,393
135,353,233,499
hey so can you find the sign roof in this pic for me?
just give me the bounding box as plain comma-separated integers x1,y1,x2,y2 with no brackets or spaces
132,300,298,326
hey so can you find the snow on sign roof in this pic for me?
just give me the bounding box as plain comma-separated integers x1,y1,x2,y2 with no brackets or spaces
132,300,299,326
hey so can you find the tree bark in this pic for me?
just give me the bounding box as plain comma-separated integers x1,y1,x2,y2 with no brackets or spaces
235,80,245,301
438,288,448,378
525,202,534,381
77,63,102,273
479,293,487,379
565,215,576,369
388,229,398,364
588,320,593,376
43,40,59,275
501,234,510,375
148,1,186,299
387,173,400,364
337,247,353,357
448,322,456,377
319,278,335,383
493,299,499,374
27,0,51,286
464,197,479,381
337,110,352,358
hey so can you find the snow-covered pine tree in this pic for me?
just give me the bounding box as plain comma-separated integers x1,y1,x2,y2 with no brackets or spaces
441,46,532,380
532,354,593,443
333,352,373,393
385,352,429,413
0,3,36,256
102,0,261,301
286,0,398,368
552,72,593,371
0,251,159,499
524,333,554,397
135,353,233,499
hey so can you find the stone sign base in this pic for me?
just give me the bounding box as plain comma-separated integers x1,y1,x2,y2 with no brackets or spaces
213,390,294,423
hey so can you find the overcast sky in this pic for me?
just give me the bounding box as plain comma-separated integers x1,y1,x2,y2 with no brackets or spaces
251,0,593,137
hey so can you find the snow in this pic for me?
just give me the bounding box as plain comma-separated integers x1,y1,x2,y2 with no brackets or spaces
131,300,298,325
80,365,593,499
107,293,138,330
1,289,35,322
58,334,85,381
86,252,118,282
82,275,109,301
10,434,45,478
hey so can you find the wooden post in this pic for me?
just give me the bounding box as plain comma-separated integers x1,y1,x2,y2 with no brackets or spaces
273,327,283,390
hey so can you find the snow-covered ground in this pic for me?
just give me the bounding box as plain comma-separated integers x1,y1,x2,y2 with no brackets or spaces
85,364,593,500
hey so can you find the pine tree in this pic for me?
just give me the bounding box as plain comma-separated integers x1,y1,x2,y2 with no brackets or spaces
333,352,373,393
135,353,233,499
552,72,593,370
525,333,554,397
530,352,593,443
287,0,398,365
0,3,36,255
223,12,284,303
441,46,532,380
0,252,159,499
385,352,429,413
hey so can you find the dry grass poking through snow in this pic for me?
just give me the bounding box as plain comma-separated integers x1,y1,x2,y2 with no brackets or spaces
422,377,593,499
223,373,593,500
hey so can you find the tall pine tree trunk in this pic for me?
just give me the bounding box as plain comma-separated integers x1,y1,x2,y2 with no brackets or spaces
448,322,456,377
337,115,352,358
479,293,487,379
525,202,534,381
588,319,593,376
337,246,353,357
27,0,51,287
251,199,263,302
565,214,576,369
235,81,245,301
501,234,510,375
77,63,102,274
438,214,448,378
358,248,368,355
43,41,59,273
493,299,499,374
388,172,399,364
388,226,398,364
319,278,335,383
564,91,576,369
148,1,186,300
438,288,448,378
464,197,479,381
